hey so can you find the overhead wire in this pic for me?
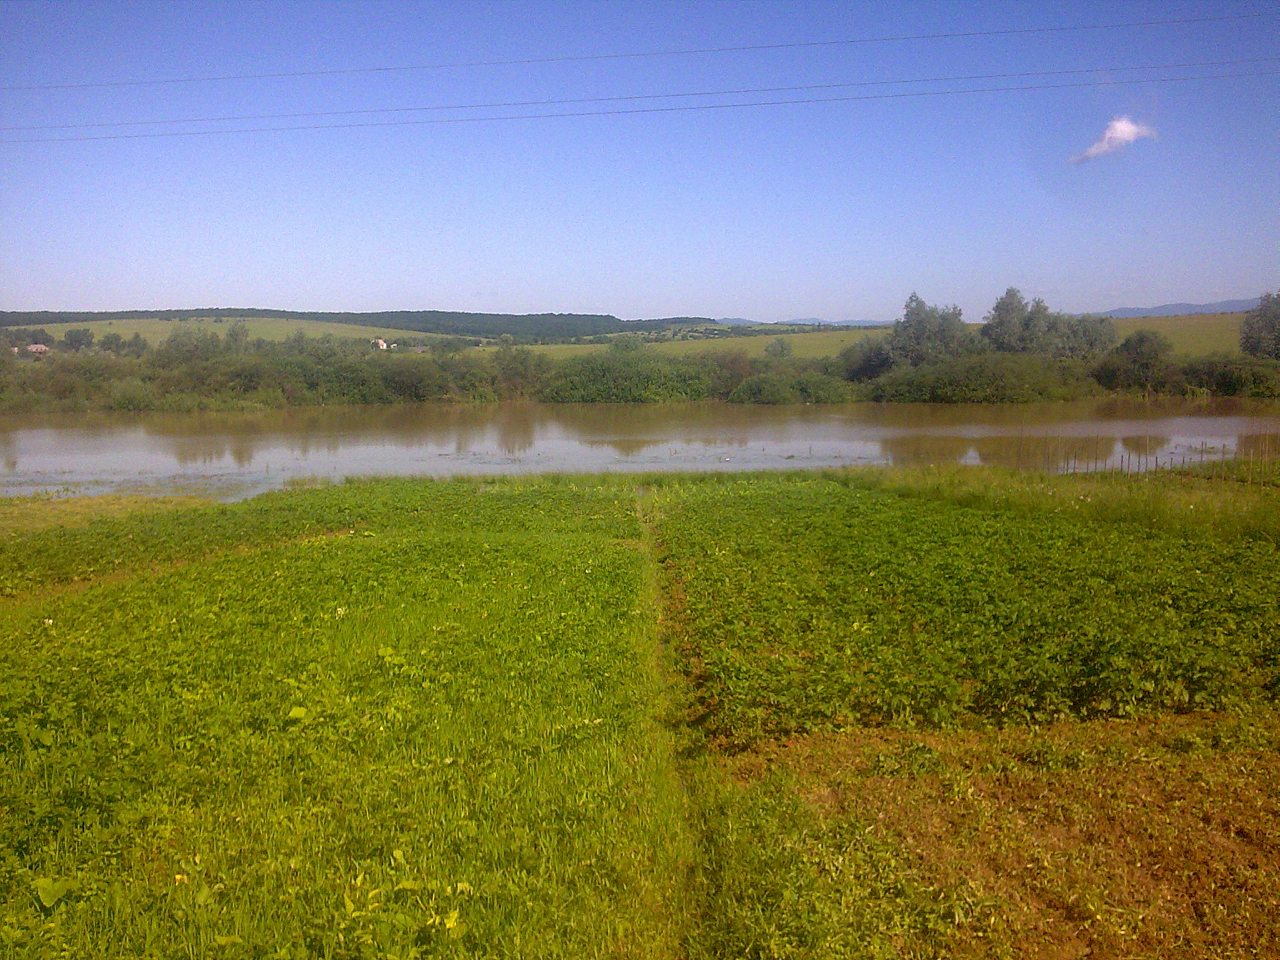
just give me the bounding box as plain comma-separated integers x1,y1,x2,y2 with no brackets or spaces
4,56,1275,132
4,69,1276,144
1,12,1272,92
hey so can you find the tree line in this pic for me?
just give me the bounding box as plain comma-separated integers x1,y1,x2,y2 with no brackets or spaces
2,290,1277,412
838,288,1280,401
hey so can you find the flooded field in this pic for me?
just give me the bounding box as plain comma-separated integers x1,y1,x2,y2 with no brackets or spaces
2,398,1278,499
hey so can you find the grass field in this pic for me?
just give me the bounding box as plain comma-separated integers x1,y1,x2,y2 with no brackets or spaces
2,467,1277,957
502,312,1245,362
1112,311,1245,356
481,327,889,361
7,316,431,345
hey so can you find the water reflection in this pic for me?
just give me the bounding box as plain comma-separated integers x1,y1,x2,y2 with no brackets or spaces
1,398,1278,499
877,434,974,466
1238,433,1280,459
973,435,1117,471
1120,435,1172,457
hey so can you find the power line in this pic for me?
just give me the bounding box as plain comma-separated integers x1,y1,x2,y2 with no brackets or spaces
2,12,1272,92
5,57,1273,132
4,70,1275,144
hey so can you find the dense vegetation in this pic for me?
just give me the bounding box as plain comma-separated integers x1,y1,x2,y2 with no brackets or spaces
840,288,1280,401
4,290,1278,411
0,325,852,412
3,468,1278,957
1241,291,1280,360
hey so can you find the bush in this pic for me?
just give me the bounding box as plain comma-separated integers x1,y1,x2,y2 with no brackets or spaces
107,377,159,411
728,374,799,404
871,353,1096,402
794,372,852,403
1092,331,1182,392
1182,355,1280,398
540,349,714,402
838,340,894,382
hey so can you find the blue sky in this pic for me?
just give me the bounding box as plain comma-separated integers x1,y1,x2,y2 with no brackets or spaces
1,0,1276,322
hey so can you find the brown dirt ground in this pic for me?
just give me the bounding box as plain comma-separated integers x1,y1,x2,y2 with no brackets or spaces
725,710,1280,959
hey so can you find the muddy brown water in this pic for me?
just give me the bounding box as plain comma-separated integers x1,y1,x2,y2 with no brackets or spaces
2,399,1278,499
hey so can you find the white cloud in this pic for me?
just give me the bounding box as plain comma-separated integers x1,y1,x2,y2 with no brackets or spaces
1071,116,1157,164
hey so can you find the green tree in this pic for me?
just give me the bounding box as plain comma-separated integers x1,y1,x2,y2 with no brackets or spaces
764,337,794,360
1093,331,1177,392
98,332,126,354
494,339,550,398
153,327,222,365
226,320,250,354
62,327,95,351
981,287,1116,358
838,339,894,382
980,287,1032,352
427,336,469,359
887,293,971,366
1241,291,1280,360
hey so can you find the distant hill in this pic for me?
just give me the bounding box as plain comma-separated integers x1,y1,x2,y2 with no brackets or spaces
0,308,707,343
1099,298,1260,319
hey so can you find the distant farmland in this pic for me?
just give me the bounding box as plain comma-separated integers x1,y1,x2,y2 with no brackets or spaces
1112,311,1244,356
9,310,1247,359
484,326,891,360
502,312,1247,361
6,315,430,345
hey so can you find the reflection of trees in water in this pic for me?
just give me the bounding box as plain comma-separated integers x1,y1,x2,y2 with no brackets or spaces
972,435,1115,472
493,406,536,455
580,438,665,457
14,401,1276,479
0,432,15,472
1120,435,1172,457
877,434,972,465
171,436,257,467
1237,433,1280,460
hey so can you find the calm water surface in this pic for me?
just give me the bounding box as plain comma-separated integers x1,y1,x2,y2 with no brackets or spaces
2,399,1278,499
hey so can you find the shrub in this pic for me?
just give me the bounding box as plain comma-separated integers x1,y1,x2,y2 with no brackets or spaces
1093,331,1182,392
1182,355,1280,398
871,353,1096,402
728,374,799,404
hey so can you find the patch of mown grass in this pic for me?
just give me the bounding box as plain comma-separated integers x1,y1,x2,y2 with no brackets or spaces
684,760,996,960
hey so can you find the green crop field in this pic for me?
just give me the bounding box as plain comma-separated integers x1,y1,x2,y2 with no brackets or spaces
8,316,431,345
3,467,1278,957
1112,311,1245,356
482,327,889,361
